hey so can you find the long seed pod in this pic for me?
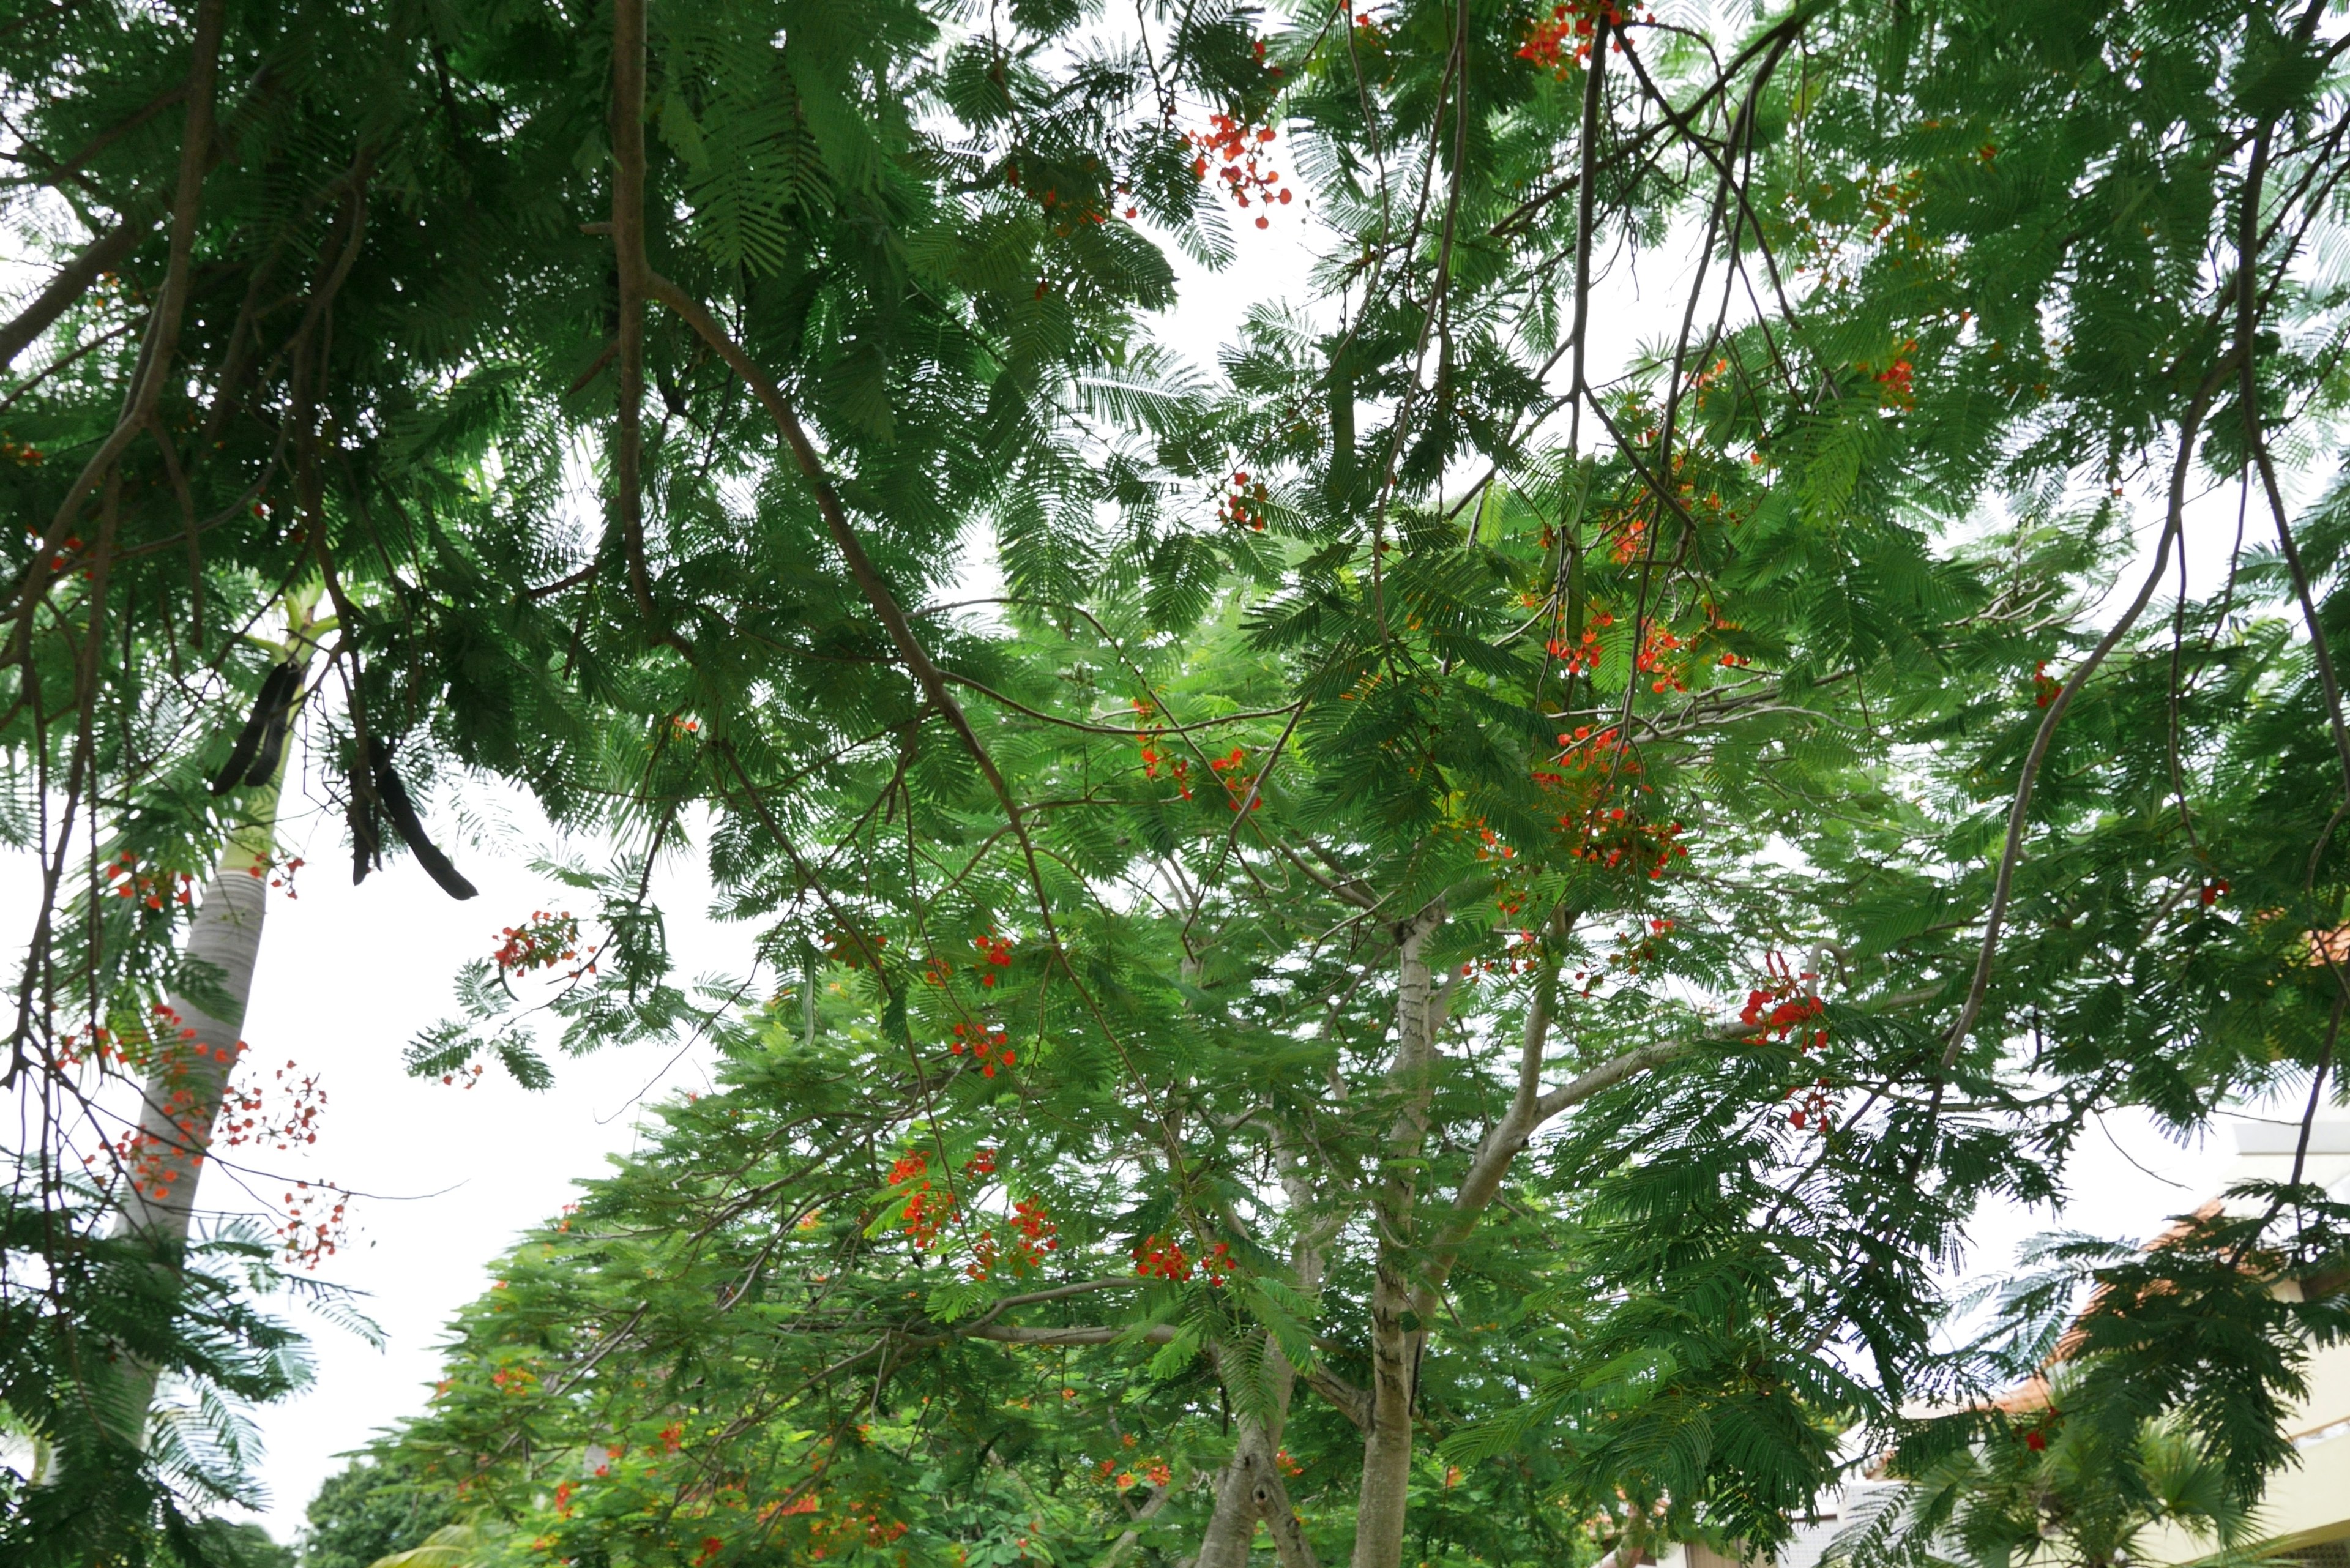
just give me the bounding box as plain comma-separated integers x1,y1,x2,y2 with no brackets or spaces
347,788,382,885
365,738,477,900
242,663,307,786
207,661,299,795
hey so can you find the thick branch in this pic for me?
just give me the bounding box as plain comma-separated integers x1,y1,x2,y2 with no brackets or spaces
966,1323,1178,1347
1304,1364,1371,1430
0,218,143,372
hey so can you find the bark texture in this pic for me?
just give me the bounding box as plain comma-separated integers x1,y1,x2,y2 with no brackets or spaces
1351,903,1447,1568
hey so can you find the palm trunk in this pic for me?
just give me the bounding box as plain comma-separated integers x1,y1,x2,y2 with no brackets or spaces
103,782,280,1429
105,595,314,1436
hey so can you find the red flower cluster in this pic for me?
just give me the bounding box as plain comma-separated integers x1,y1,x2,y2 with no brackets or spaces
1517,0,1624,75
1189,114,1291,228
2199,878,2231,906
275,1178,349,1268
2032,660,2062,708
1546,627,1605,673
897,1166,959,1250
1534,727,1689,879
974,928,1013,986
106,851,197,909
217,1056,326,1153
1004,157,1121,234
1133,698,1195,799
1133,1234,1231,1283
1220,469,1270,530
1099,1456,1175,1490
493,909,585,976
1636,619,1687,694
968,1195,1059,1280
23,527,81,579
243,853,304,898
1207,747,1264,812
949,1021,1016,1077
1785,1075,1838,1130
1740,953,1827,1053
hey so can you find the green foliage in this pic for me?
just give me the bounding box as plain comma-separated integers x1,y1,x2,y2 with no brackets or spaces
9,0,2350,1561
297,1456,458,1568
0,1195,314,1565
1831,1371,2265,1568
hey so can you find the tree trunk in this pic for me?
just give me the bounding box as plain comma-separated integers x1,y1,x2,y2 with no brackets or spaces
103,783,280,1429
1196,1416,1287,1568
105,594,313,1436
1351,904,1447,1568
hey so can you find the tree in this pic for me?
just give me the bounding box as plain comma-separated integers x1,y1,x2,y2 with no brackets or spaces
335,0,2350,1563
298,1455,457,1568
12,0,2350,1566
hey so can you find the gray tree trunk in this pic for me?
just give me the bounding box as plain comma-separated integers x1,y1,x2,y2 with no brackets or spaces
1351,905,1446,1568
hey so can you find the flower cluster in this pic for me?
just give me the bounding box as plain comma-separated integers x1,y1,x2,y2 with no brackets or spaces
1785,1073,1836,1131
1132,698,1199,799
1517,0,1624,75
217,1055,326,1152
245,852,304,898
1003,156,1121,234
1190,113,1290,229
1132,1234,1231,1283
1545,614,1610,673
889,1151,960,1249
948,1021,1016,1078
1462,926,1545,980
26,526,82,574
493,909,589,977
275,1178,349,1268
1097,1457,1174,1490
2032,660,2062,708
1,432,44,466
1636,619,1687,695
1740,953,1827,1050
105,851,196,909
973,928,1013,987
1535,727,1690,879
967,1196,1059,1280
1219,469,1270,530
1207,746,1263,812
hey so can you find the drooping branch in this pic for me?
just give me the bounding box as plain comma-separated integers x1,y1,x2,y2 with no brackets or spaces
609,0,655,625
1937,359,2234,1075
